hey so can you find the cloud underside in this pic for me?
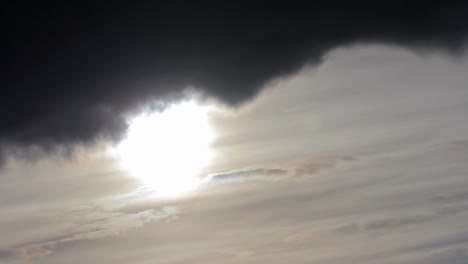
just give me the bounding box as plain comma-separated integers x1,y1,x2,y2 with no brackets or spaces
2,2,468,154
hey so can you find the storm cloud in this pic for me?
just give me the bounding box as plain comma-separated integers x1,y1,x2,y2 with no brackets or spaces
1,1,468,153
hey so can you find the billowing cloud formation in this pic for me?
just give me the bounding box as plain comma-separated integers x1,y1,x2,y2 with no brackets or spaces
2,1,468,154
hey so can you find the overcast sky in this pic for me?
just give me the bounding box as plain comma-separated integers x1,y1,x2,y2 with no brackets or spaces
2,44,468,263
2,2,468,264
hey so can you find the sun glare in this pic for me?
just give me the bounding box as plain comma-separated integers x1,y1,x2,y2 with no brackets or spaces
113,101,214,197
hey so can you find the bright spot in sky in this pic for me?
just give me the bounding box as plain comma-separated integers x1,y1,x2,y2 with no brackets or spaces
113,101,214,197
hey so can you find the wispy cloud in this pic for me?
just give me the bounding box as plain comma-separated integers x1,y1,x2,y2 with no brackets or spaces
17,206,178,264
204,168,288,184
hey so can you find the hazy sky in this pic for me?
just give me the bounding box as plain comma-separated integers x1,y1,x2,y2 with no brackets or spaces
2,44,468,263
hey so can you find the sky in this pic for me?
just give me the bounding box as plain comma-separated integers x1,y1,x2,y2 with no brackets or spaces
2,2,468,264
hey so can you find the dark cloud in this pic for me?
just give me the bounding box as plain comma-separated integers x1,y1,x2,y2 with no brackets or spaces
0,249,17,262
335,214,436,234
432,191,468,204
336,204,468,234
422,247,468,264
205,168,288,183
2,1,468,154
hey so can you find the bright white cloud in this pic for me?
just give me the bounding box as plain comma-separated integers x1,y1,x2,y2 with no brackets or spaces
112,100,215,198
